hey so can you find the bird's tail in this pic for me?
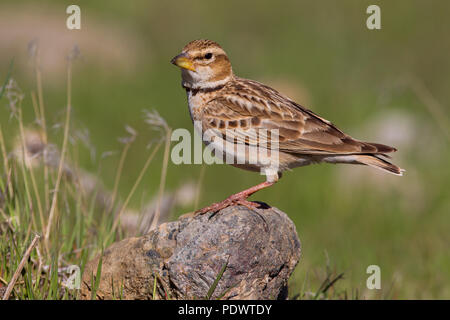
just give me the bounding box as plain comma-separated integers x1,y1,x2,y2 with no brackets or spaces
353,154,404,176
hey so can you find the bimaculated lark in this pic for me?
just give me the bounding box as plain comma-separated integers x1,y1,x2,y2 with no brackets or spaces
171,39,404,214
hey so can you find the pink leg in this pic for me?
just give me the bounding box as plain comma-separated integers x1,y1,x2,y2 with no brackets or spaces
195,181,275,215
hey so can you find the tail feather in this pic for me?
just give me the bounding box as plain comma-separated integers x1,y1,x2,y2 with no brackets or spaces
354,154,404,176
365,142,397,154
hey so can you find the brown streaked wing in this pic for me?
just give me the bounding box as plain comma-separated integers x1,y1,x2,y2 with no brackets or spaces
201,96,304,147
201,78,395,155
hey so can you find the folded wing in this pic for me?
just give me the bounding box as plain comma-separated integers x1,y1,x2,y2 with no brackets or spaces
201,78,397,156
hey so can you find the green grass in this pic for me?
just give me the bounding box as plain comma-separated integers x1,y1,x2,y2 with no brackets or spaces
1,0,449,299
0,55,168,299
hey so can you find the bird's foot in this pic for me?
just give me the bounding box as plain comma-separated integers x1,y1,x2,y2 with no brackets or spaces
194,180,275,216
195,194,259,216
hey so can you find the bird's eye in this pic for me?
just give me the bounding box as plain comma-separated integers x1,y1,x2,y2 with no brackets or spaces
204,53,213,59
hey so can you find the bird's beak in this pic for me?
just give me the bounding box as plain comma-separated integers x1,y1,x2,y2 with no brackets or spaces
170,53,196,72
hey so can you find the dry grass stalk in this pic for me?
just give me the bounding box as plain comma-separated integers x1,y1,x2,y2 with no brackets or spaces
44,57,73,244
2,234,41,300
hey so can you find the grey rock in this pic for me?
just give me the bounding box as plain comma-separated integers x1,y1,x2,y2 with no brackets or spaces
81,204,301,300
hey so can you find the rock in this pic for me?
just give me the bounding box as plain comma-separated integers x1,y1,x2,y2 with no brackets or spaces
80,204,301,300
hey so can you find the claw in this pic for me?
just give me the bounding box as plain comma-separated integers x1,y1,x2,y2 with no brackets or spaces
235,199,259,211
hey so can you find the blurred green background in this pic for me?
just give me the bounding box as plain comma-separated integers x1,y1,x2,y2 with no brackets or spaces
1,0,449,299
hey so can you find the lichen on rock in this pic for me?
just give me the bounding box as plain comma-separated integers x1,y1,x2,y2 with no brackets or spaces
81,204,301,300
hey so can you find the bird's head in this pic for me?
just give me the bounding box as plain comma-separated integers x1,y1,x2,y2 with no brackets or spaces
171,39,233,89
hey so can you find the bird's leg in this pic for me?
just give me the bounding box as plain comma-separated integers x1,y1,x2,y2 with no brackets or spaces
195,181,275,215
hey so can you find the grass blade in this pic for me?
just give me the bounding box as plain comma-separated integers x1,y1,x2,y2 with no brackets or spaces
206,258,228,300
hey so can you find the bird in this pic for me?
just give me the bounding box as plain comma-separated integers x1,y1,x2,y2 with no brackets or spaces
171,39,404,214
